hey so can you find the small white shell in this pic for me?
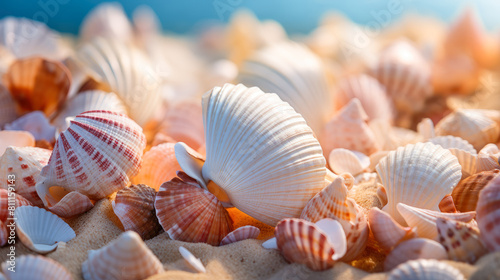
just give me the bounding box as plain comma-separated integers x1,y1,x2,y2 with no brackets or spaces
388,259,465,280
376,142,462,225
5,111,56,142
15,206,75,254
1,255,72,280
328,148,369,176
82,231,164,280
179,246,207,273
397,203,476,240
384,238,448,271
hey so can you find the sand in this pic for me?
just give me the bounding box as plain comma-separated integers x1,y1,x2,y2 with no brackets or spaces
0,199,482,279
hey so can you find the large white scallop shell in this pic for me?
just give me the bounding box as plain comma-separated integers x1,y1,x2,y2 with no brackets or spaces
53,90,128,133
77,38,162,126
15,206,75,254
1,255,72,280
388,259,465,280
376,142,462,225
176,83,327,226
237,42,333,136
82,231,164,280
36,111,146,205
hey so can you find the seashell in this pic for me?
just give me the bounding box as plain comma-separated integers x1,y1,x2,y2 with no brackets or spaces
5,111,56,142
369,119,422,151
0,45,15,75
300,175,368,261
0,220,6,246
15,206,75,254
220,226,260,246
388,259,465,280
435,109,499,151
371,40,432,120
0,84,18,128
428,135,477,155
179,246,206,273
275,218,346,271
432,53,481,96
476,175,500,251
0,189,32,222
376,142,462,225
77,38,162,126
443,8,498,69
449,148,477,179
0,146,51,207
417,118,435,141
335,74,393,123
376,186,388,207
1,255,72,280
0,130,35,156
132,143,181,191
133,5,161,43
452,169,500,212
0,17,66,60
79,3,134,43
397,203,476,240
476,144,500,173
368,150,389,172
321,98,379,157
176,83,327,226
157,100,204,151
328,148,369,176
436,217,488,263
113,184,162,240
3,57,71,116
36,111,146,205
237,42,333,137
155,173,233,246
47,191,93,218
384,238,448,271
52,90,128,133
82,231,164,280
368,208,416,251
438,194,457,213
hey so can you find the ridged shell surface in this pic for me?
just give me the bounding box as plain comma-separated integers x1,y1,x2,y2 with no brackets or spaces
1,255,72,280
220,226,260,246
476,175,500,251
376,142,462,225
452,169,500,212
388,259,465,280
200,83,327,226
36,110,146,204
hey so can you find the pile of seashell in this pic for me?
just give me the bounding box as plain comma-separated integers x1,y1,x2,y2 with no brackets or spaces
0,2,500,279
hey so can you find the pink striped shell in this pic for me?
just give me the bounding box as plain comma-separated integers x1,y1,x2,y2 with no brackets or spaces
220,225,260,246
36,110,146,205
476,175,500,252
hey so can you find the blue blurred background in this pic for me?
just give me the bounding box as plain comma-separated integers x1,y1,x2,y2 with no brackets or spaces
1,0,500,34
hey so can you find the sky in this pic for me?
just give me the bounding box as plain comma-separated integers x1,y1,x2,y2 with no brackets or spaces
1,0,500,35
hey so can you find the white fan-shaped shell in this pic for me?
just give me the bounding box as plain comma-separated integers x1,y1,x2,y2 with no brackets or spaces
5,111,56,141
0,84,17,128
397,203,476,240
376,142,462,225
53,90,128,132
388,259,465,280
0,17,66,60
429,136,477,154
186,83,327,226
79,3,134,43
237,42,333,136
435,109,500,151
15,206,75,254
1,255,72,280
179,246,206,273
476,143,500,173
328,148,369,176
336,74,393,123
82,231,163,280
449,148,477,178
77,38,162,126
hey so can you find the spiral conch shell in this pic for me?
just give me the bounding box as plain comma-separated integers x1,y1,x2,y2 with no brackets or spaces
82,231,164,280
376,142,462,225
175,83,327,226
237,42,333,137
77,38,162,126
36,111,146,205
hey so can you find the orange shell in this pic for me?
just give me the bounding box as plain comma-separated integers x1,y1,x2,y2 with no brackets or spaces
0,188,32,222
220,225,260,246
3,57,71,116
452,169,500,212
113,184,162,240
476,175,500,251
47,191,94,218
155,172,233,246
